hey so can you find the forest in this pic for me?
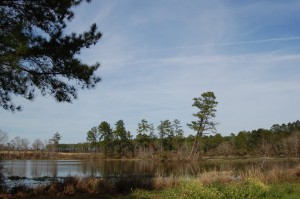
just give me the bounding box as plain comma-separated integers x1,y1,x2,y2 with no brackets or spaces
1,120,299,160
82,119,300,158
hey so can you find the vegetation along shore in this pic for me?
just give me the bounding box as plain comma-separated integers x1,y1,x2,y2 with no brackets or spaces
0,162,300,198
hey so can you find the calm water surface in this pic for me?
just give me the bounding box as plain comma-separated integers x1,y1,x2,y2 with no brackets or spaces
3,158,300,178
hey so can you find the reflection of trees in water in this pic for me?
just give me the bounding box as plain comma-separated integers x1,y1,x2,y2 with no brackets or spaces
50,161,57,177
90,160,99,177
6,160,27,177
81,160,158,178
100,160,136,178
84,160,245,178
20,161,26,176
82,161,88,176
4,159,300,179
93,160,199,177
30,160,43,177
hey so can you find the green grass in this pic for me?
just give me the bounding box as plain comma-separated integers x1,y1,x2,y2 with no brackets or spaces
128,179,300,199
266,183,300,199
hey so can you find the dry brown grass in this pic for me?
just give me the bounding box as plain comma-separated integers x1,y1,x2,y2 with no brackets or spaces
197,170,235,184
152,173,178,189
63,176,114,194
239,164,300,183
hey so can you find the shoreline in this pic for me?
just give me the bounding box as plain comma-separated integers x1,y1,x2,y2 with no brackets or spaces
1,151,300,162
2,165,300,199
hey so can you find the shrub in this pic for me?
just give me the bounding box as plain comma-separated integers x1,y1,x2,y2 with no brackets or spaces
216,178,269,199
165,179,219,199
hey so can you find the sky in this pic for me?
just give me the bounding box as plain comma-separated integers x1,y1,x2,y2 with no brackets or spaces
1,0,300,144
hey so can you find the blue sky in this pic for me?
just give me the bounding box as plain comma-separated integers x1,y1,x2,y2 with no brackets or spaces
1,0,300,143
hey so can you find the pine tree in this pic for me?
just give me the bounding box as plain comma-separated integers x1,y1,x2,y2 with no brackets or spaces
0,0,102,111
187,92,218,160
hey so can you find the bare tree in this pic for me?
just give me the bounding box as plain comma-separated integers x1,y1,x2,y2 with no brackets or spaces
0,130,8,150
10,136,22,151
20,138,30,151
32,139,44,151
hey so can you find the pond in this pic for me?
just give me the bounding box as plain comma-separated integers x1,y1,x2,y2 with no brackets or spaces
3,158,300,179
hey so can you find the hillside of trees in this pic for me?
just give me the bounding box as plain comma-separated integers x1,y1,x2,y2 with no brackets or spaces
1,120,299,160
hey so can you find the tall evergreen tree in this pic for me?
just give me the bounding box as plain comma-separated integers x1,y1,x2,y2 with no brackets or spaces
187,92,218,160
136,119,151,151
86,126,99,152
114,120,129,157
0,0,102,111
157,120,173,151
172,119,184,151
98,121,113,157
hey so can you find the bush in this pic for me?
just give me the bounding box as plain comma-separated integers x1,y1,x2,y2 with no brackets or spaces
164,179,219,199
217,178,269,199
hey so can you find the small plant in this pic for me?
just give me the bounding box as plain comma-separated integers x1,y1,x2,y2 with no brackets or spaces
164,178,218,199
214,178,269,199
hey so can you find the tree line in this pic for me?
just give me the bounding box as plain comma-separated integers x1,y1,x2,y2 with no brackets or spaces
0,92,219,160
83,119,300,159
1,91,299,160
1,120,299,160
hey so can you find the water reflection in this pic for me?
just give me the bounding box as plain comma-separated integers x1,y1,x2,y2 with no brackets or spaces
3,159,300,179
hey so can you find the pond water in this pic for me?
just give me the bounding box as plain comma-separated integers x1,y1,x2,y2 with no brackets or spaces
3,158,300,179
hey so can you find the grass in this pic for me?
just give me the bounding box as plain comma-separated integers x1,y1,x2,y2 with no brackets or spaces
129,179,300,199
239,164,300,183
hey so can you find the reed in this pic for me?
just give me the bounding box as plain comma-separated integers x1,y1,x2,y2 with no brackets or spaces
197,170,235,184
239,164,300,183
152,173,178,189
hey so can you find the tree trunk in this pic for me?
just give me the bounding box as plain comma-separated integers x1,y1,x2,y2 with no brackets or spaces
188,130,203,160
188,139,197,160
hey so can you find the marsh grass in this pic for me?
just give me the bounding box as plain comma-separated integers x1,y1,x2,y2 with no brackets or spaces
240,164,300,183
152,173,178,189
197,170,235,184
